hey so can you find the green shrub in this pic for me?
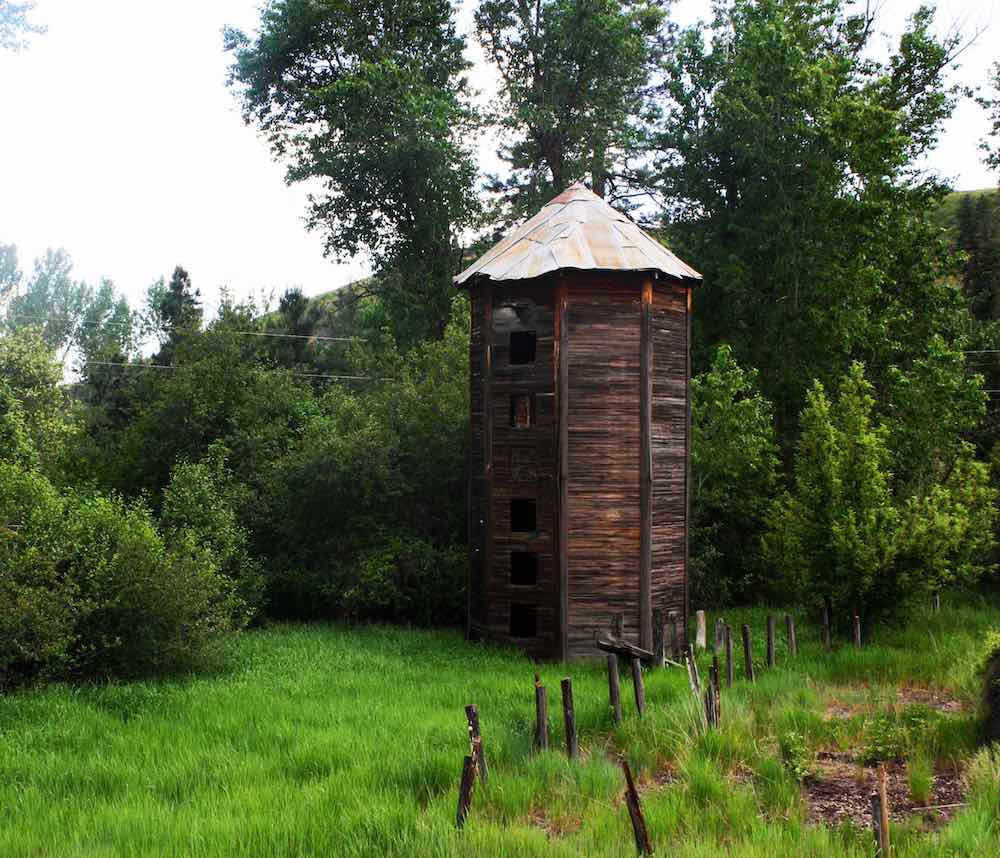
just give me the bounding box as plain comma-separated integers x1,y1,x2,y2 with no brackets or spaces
777,729,811,780
0,459,244,687
690,345,779,607
160,444,263,622
765,363,996,624
980,629,1000,743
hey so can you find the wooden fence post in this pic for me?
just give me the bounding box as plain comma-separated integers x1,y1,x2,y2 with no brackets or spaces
785,613,797,658
621,759,653,855
822,606,832,651
766,615,776,668
870,765,891,856
853,614,862,649
631,657,646,716
714,618,725,653
456,752,476,828
534,675,549,751
695,610,707,650
685,643,701,694
712,656,722,725
561,678,578,760
608,654,622,726
652,608,665,669
667,610,679,660
465,704,488,786
724,623,734,688
741,624,755,682
934,592,941,614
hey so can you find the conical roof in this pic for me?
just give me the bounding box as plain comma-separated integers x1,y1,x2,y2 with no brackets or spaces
455,182,701,286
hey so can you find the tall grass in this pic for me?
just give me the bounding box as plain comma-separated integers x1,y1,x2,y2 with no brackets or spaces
0,596,997,857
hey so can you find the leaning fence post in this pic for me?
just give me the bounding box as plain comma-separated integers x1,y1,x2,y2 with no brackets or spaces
456,751,476,828
724,623,734,688
712,656,722,725
621,759,653,855
695,610,707,650
534,674,549,751
822,605,832,651
685,643,701,694
766,615,776,668
608,654,622,726
631,657,646,716
561,678,578,760
785,613,797,658
853,614,863,649
465,704,488,786
741,624,755,682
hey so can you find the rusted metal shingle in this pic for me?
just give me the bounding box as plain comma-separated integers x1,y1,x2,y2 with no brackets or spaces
455,183,702,286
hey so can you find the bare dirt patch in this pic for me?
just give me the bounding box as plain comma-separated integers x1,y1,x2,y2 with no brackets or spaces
526,807,583,838
896,685,965,714
804,753,967,830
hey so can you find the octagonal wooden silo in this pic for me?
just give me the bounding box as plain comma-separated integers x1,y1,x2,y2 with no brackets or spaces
456,183,702,660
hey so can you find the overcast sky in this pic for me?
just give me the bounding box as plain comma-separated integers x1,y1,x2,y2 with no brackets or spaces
0,0,997,315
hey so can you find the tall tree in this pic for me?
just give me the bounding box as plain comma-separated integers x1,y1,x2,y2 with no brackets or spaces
225,0,479,342
476,0,665,218
654,0,968,440
982,61,1000,177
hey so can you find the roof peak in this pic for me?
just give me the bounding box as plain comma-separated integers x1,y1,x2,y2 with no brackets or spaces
455,184,702,286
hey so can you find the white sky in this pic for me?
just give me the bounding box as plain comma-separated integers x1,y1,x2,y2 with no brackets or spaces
0,0,997,315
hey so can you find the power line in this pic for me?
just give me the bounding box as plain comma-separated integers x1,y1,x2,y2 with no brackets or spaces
6,314,364,343
83,360,383,382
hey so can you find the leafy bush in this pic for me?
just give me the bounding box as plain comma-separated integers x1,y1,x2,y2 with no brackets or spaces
160,444,263,622
980,629,1000,744
765,363,996,624
691,345,779,606
0,458,245,688
777,729,811,780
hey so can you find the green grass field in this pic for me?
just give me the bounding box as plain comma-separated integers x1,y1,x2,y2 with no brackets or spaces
1,599,999,857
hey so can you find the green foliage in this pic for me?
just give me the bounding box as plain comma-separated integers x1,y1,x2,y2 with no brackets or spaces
0,451,245,688
226,0,479,342
258,297,469,622
0,326,76,478
475,0,664,215
766,363,996,623
160,445,263,621
691,345,779,606
777,729,811,780
656,0,967,440
980,629,1000,743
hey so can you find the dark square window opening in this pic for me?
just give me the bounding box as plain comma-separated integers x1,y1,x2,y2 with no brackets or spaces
510,498,536,533
510,552,538,586
510,604,538,638
509,330,536,365
510,394,534,429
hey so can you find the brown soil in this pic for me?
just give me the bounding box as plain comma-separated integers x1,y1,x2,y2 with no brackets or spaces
804,753,967,830
896,685,965,714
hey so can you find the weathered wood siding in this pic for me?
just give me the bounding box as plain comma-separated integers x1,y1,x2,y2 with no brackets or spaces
565,276,642,658
467,273,690,660
650,282,689,643
470,279,559,658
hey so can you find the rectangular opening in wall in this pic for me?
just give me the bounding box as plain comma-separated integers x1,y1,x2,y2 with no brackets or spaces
510,603,538,638
510,394,534,429
510,551,537,586
509,330,536,364
510,498,536,533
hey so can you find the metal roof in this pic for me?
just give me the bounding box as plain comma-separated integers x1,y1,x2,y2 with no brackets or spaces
455,182,702,286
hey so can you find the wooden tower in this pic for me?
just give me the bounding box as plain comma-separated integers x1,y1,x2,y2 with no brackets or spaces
457,183,702,660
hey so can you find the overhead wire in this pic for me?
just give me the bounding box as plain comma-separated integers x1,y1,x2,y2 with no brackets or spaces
83,360,385,382
6,313,364,343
